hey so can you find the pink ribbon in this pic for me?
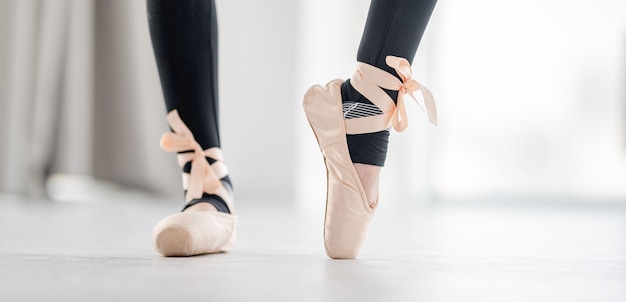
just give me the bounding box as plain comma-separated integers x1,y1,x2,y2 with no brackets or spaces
160,110,222,202
385,56,438,131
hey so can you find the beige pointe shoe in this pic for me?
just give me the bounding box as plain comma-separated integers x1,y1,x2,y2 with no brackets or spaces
303,56,436,259
152,109,237,257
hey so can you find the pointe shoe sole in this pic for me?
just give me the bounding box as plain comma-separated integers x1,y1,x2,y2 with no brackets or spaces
303,79,375,259
152,211,237,257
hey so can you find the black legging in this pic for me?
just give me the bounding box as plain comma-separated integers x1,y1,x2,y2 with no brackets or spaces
147,0,437,151
358,0,437,79
147,0,220,150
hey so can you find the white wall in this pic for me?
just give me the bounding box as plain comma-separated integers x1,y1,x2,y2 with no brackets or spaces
430,0,626,202
218,0,299,203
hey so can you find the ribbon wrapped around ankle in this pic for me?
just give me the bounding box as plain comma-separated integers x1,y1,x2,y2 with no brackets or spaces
350,56,437,134
160,110,228,202
385,56,437,130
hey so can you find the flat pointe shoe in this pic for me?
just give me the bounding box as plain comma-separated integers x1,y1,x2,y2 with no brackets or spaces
152,109,237,257
303,56,436,259
152,211,236,256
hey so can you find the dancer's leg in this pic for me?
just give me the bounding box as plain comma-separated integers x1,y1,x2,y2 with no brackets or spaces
147,0,231,214
147,0,236,257
342,0,437,205
303,0,437,259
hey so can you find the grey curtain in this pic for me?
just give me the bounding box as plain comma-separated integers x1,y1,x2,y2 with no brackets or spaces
0,0,180,199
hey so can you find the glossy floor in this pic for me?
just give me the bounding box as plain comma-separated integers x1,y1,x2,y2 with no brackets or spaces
1,197,625,302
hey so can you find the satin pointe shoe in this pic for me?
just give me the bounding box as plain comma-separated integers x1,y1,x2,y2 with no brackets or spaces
303,56,437,259
152,109,237,257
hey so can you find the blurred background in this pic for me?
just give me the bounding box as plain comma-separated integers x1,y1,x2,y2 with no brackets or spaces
1,0,625,210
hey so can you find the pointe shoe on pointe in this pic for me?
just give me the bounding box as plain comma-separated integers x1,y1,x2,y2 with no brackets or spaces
303,56,436,259
152,110,237,257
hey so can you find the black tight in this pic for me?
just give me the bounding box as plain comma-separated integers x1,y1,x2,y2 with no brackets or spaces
148,0,231,212
147,0,220,150
358,0,437,78
345,0,437,166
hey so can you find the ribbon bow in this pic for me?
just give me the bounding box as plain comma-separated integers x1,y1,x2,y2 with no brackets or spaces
160,110,225,202
385,56,438,131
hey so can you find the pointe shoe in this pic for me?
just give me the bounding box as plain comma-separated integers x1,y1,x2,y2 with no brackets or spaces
152,210,236,256
303,56,436,259
152,109,237,257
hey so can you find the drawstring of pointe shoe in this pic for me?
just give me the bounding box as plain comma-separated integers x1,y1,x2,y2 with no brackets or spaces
352,55,437,132
160,109,228,202
385,56,437,129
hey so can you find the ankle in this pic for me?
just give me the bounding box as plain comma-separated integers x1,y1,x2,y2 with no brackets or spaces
161,110,235,215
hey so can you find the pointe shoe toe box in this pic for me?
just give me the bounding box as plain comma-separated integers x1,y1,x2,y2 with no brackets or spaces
152,212,237,257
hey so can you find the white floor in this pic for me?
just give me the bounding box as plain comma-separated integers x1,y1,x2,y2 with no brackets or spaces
1,196,625,302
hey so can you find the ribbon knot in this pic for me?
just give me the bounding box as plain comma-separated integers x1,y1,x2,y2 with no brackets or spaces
160,110,224,202
385,56,438,131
